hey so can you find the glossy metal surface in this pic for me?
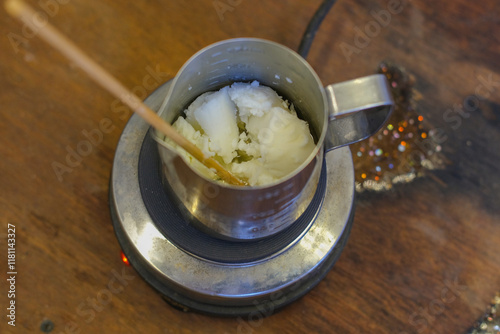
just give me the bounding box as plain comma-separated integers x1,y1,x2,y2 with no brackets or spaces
153,38,392,240
325,74,394,150
110,81,355,306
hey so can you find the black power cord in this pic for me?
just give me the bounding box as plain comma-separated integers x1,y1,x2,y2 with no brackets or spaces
298,0,338,58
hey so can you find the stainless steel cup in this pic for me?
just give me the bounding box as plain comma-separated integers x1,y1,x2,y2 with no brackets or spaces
154,38,393,240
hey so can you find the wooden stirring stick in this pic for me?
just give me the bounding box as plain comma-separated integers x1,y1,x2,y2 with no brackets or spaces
5,0,245,186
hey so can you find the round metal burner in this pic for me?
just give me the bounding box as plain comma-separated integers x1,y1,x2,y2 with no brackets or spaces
110,81,356,316
138,128,328,263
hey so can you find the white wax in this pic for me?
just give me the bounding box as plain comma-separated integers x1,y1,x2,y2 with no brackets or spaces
171,81,315,186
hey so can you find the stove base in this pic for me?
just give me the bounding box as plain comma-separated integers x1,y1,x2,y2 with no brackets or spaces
109,81,356,317
111,191,354,316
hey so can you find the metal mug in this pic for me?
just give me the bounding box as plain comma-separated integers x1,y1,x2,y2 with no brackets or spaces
153,38,393,240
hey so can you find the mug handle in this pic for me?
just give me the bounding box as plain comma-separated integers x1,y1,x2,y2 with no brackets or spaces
324,74,394,152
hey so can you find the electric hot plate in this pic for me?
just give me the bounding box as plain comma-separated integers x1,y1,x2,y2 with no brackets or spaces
109,81,356,317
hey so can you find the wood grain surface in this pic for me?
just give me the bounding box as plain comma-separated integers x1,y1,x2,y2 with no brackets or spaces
1,0,499,333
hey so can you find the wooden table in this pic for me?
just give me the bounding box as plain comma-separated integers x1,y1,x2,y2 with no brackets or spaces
1,0,499,333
